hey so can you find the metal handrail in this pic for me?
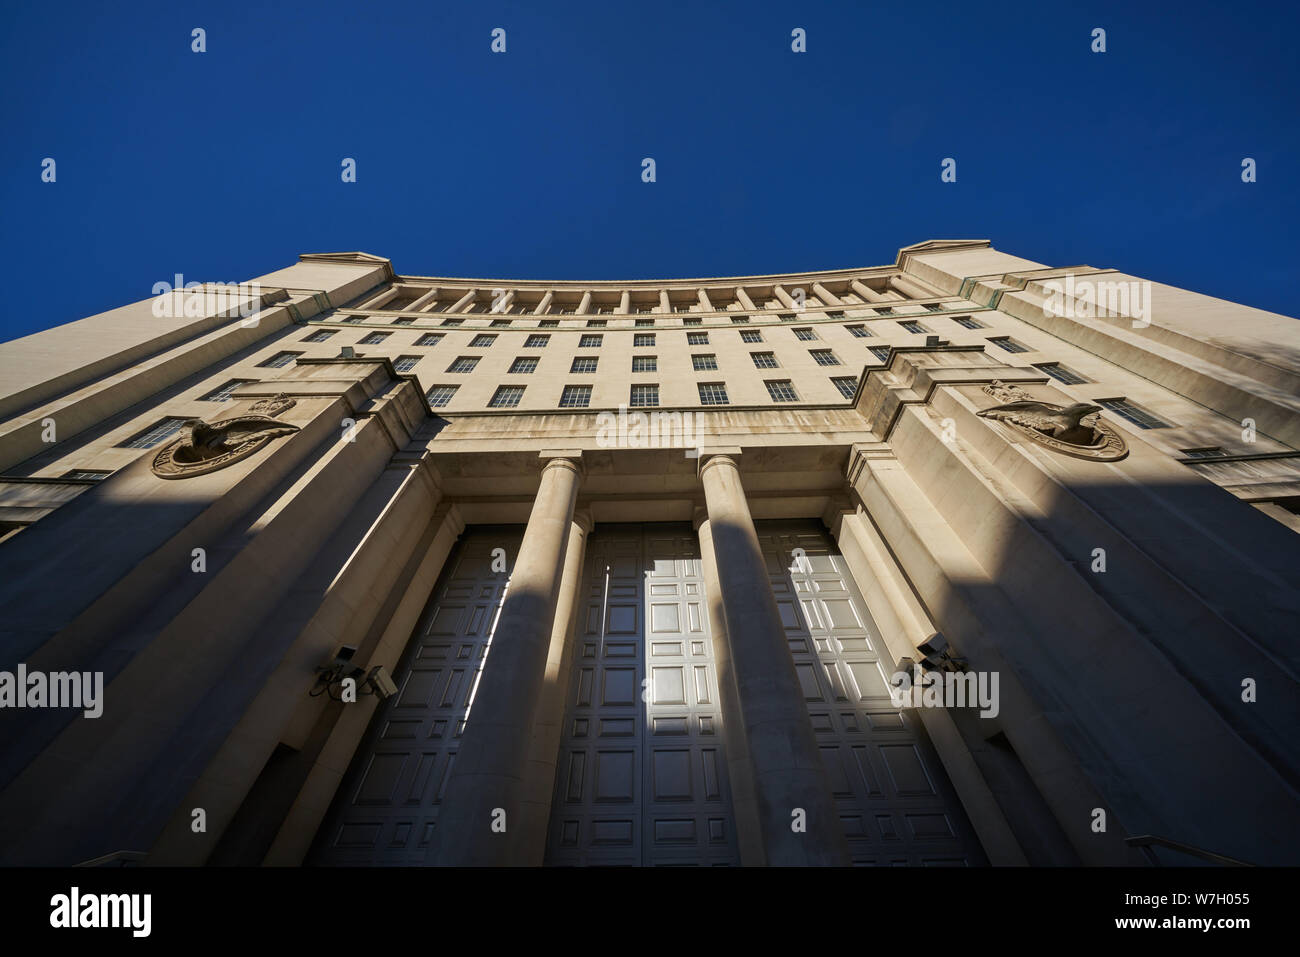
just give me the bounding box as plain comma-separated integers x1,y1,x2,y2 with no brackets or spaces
1126,835,1254,867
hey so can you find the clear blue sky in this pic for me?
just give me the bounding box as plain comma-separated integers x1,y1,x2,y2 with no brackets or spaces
2,0,1296,343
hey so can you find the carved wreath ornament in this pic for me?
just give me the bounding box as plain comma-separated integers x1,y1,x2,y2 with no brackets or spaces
151,395,300,479
976,381,1127,461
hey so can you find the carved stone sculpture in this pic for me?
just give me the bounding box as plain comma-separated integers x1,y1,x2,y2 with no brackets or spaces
976,381,1127,461
151,395,300,478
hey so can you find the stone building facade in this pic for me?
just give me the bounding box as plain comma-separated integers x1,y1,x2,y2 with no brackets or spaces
0,239,1297,867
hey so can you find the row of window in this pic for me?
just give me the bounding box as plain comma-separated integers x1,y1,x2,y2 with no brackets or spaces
461,378,838,410
303,314,999,352
340,307,973,332
114,388,1174,452
362,288,937,317
440,350,843,375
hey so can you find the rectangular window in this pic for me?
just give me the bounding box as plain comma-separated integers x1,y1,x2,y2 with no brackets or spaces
635,318,656,327
751,352,779,369
257,351,301,368
117,417,187,449
731,315,750,324
869,346,892,362
846,325,872,338
1035,362,1089,384
630,384,659,407
392,355,420,373
524,334,550,348
683,317,702,326
61,470,112,480
393,317,415,325
538,319,559,328
898,320,927,334
469,334,497,347
447,356,480,373
632,355,657,372
1098,398,1171,429
697,382,730,406
360,332,390,345
415,333,444,346
340,315,363,323
831,376,859,398
425,385,458,408
692,354,718,371
490,319,512,328
810,349,842,366
989,337,1030,354
559,385,593,408
579,334,603,348
633,334,656,347
200,379,253,402
303,329,336,343
765,379,799,402
924,303,943,312
875,306,894,316
686,332,709,345
570,357,598,373
739,329,763,343
792,328,817,341
488,386,525,408
778,313,796,322
952,315,984,329
441,318,463,327
509,356,539,373
586,319,607,327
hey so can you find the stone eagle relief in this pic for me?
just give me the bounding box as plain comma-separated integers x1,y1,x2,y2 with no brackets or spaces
976,381,1128,461
151,395,301,479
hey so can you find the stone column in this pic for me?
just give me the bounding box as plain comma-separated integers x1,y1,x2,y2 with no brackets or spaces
491,289,516,315
772,285,796,309
449,289,477,313
694,509,765,865
888,274,939,300
697,450,850,865
811,282,843,307
850,279,888,303
428,452,583,865
517,509,593,862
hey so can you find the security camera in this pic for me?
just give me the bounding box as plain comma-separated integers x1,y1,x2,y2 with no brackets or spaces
365,665,399,701
891,657,918,686
915,632,968,672
917,633,948,658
